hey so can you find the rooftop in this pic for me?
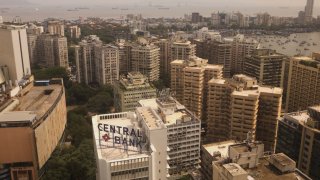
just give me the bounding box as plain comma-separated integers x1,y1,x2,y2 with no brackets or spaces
223,163,248,177
14,83,63,120
246,156,310,180
0,79,64,126
139,97,199,126
202,140,237,159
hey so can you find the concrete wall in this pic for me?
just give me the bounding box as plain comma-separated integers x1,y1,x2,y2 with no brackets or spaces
35,88,67,168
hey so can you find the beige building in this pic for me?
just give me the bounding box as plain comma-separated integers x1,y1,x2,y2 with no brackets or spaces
75,35,102,84
46,20,65,36
207,74,282,151
244,49,286,88
0,78,67,180
37,34,69,68
155,39,196,78
68,25,81,39
201,140,237,180
276,105,320,180
75,35,119,85
0,25,31,83
131,42,160,81
113,72,157,112
231,34,258,75
211,140,310,180
154,39,170,77
171,57,223,120
201,139,310,180
285,56,320,112
116,40,132,75
95,44,119,85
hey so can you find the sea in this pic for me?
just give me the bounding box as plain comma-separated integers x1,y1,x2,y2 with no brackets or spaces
1,5,320,21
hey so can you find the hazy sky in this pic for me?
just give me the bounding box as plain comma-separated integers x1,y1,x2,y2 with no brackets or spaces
0,0,316,7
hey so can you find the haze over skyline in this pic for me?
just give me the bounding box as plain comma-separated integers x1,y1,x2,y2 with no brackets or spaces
0,0,319,7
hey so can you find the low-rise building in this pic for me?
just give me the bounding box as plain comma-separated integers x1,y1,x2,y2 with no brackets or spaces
201,139,311,180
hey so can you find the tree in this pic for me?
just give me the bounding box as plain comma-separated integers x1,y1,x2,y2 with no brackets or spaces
87,92,113,114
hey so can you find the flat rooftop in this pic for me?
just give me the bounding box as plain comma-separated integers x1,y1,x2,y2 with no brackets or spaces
223,163,247,177
139,98,198,126
14,83,63,120
0,80,64,125
136,107,164,130
246,157,310,180
0,111,36,124
202,140,237,158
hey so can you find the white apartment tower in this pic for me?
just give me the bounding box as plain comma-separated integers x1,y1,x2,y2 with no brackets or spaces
0,25,31,83
131,43,160,81
95,44,119,85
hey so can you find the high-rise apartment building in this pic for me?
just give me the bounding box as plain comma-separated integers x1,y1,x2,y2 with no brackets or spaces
75,35,119,85
155,39,196,78
206,74,282,151
285,56,320,112
0,25,31,83
46,20,65,36
95,44,119,85
36,34,69,68
171,57,223,120
75,35,102,84
67,25,81,39
304,0,314,23
194,39,232,77
131,42,160,81
0,78,67,180
231,34,258,75
114,72,157,112
276,105,320,179
116,40,132,75
92,95,201,180
244,49,286,88
154,39,170,77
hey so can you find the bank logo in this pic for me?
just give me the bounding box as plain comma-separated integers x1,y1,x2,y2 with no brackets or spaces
102,133,111,142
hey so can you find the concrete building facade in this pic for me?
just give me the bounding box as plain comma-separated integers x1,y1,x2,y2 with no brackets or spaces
0,25,31,83
244,49,286,88
194,39,232,77
131,43,160,81
0,79,67,180
170,57,223,121
276,105,320,179
95,44,119,85
113,72,157,112
92,95,201,180
206,74,282,152
285,57,320,112
231,34,258,75
75,35,119,85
